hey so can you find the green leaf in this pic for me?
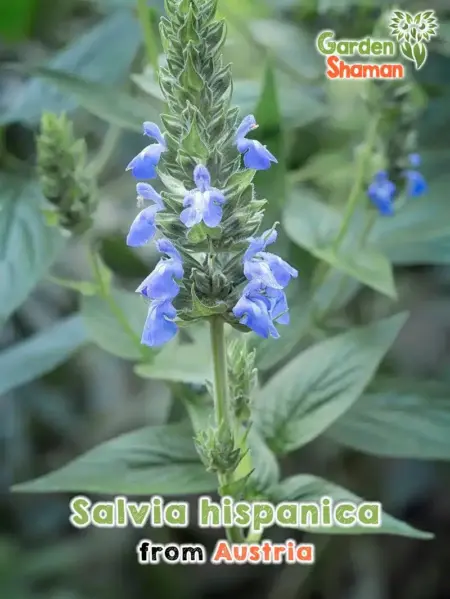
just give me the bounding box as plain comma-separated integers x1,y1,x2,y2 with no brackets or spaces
1,11,141,125
0,315,87,396
29,68,161,131
246,426,280,493
0,176,64,323
283,187,396,298
135,325,212,383
81,288,150,361
12,422,216,495
326,379,450,460
270,475,432,539
257,313,408,454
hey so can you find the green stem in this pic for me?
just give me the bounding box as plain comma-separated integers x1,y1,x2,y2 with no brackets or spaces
137,0,159,74
333,116,379,249
210,317,230,427
209,316,244,543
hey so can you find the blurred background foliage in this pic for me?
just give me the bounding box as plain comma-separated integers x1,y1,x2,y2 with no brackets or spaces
2,0,450,598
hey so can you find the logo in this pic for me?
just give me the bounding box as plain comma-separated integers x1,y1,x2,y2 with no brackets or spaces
389,10,438,70
315,10,438,80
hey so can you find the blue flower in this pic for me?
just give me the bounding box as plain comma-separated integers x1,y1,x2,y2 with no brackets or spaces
136,238,184,301
180,164,226,228
243,229,298,289
404,153,427,197
235,115,277,170
127,183,165,247
232,281,287,339
136,182,165,209
126,122,166,179
367,171,396,216
141,299,178,347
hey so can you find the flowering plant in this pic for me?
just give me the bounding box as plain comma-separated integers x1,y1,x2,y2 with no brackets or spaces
12,1,445,558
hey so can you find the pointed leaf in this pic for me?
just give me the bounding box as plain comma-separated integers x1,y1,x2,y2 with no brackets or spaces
12,422,215,495
282,188,396,298
257,313,408,454
0,175,64,323
0,315,87,396
326,379,450,460
271,475,432,538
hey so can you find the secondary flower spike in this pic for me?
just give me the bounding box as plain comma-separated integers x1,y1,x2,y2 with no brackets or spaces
126,122,167,179
367,171,396,215
180,165,226,228
236,115,278,170
136,238,184,301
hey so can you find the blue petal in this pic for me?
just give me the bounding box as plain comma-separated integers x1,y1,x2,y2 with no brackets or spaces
244,259,283,289
244,229,278,261
259,252,298,287
156,238,183,262
367,174,396,215
136,182,164,209
235,114,258,142
180,205,202,227
141,300,177,347
406,170,427,196
233,294,278,339
126,144,165,179
238,140,277,170
193,164,211,192
203,199,223,228
136,260,182,300
408,153,421,167
143,122,166,147
268,289,290,325
126,205,158,246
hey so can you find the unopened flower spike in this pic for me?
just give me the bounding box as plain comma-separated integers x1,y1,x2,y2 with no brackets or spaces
127,183,165,247
404,153,427,197
126,122,167,179
180,164,226,228
367,171,396,216
236,115,278,170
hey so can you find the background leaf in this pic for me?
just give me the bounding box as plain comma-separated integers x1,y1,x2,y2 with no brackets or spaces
256,313,408,454
271,474,432,538
0,315,87,396
134,325,212,384
326,379,450,460
1,11,141,125
12,421,216,495
81,288,149,361
29,68,162,131
0,175,64,323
